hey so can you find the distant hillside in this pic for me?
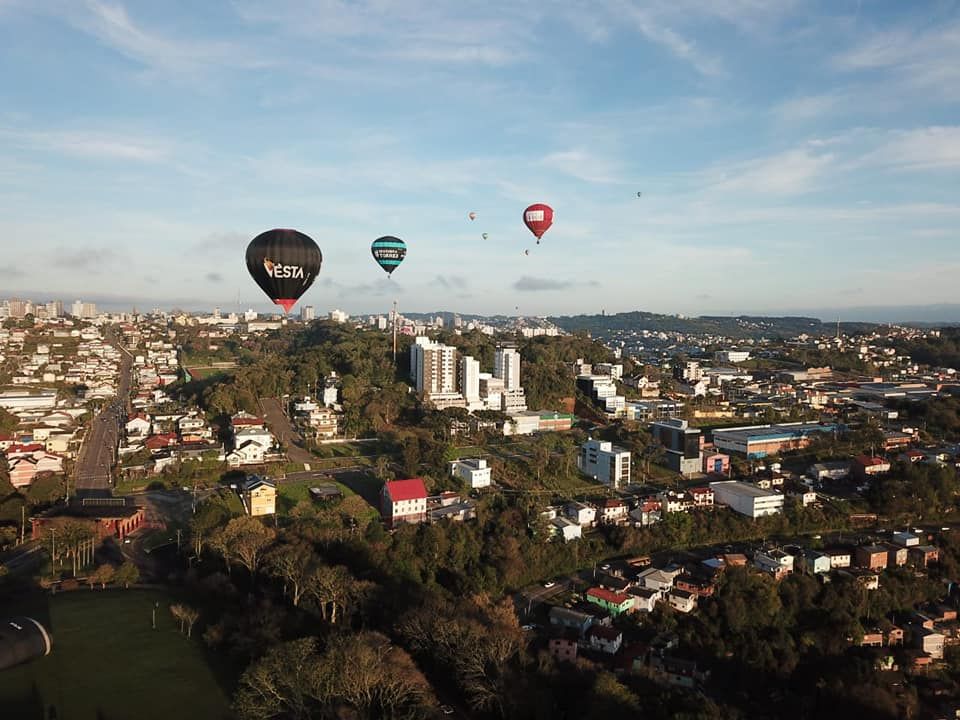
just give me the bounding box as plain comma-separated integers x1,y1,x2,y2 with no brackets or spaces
548,311,878,340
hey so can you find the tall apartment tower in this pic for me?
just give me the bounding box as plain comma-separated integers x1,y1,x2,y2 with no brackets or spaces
460,355,481,404
410,337,457,395
494,344,521,391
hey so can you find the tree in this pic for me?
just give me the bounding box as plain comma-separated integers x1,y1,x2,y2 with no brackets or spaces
234,637,327,720
170,603,200,637
214,515,276,580
114,561,140,588
89,563,115,590
234,633,432,720
374,455,392,482
265,541,314,607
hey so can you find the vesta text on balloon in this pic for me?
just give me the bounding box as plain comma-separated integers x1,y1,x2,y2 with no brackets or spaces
263,259,305,279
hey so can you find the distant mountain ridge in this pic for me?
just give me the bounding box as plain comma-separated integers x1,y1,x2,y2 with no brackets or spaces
548,311,878,340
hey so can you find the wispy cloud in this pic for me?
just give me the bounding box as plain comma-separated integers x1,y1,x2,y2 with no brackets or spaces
67,0,269,77
0,127,170,163
858,126,960,171
833,19,960,100
616,2,723,77
233,0,530,67
707,147,834,196
541,149,622,184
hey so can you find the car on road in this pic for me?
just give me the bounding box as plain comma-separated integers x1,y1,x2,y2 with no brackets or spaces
542,581,556,589
600,563,610,571
440,706,454,715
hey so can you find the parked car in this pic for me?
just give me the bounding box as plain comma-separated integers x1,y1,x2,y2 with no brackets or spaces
542,581,556,589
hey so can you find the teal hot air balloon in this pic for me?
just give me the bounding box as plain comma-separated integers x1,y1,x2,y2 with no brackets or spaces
371,236,407,276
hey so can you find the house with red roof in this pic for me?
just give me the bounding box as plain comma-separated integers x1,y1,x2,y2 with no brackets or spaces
231,411,265,429
852,455,891,481
381,478,428,527
144,433,179,452
585,587,634,616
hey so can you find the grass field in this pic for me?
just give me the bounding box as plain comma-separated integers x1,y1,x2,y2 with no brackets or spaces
0,590,231,720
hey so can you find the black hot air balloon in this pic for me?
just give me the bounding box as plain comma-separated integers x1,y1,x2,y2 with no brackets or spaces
371,236,407,276
246,229,322,313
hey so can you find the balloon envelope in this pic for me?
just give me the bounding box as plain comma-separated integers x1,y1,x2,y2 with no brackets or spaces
245,229,322,313
523,203,553,241
371,236,407,276
468,212,477,221
482,233,488,240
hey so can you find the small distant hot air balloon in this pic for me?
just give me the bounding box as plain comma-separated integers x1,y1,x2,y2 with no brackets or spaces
245,229,322,314
371,236,407,277
468,212,477,221
482,233,488,240
523,203,553,245
524,249,530,256
637,191,643,198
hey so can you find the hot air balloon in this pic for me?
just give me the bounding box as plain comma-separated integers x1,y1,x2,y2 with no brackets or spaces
245,229,322,314
482,233,489,240
371,236,407,277
468,212,477,221
523,203,553,244
524,249,530,256
637,191,642,198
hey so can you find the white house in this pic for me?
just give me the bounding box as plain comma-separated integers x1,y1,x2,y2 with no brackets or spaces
450,458,492,489
596,498,628,525
564,501,597,527
667,589,697,613
234,426,274,451
226,440,267,466
551,516,582,542
629,587,661,613
586,625,623,655
125,414,152,437
637,566,681,592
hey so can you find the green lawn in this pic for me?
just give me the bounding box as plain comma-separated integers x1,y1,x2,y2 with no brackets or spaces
0,589,231,720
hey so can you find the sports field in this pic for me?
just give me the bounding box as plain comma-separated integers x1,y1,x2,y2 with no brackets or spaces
0,589,230,719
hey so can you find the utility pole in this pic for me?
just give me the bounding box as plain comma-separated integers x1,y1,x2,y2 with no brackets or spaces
392,300,398,365
175,529,182,552
20,506,25,546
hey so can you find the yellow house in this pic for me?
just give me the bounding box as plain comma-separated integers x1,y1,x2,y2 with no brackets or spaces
241,476,277,517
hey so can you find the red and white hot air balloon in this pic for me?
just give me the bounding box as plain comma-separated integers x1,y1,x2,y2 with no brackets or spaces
468,211,477,221
523,203,553,244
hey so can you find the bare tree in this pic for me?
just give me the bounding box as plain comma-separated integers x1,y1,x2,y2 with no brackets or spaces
264,541,314,607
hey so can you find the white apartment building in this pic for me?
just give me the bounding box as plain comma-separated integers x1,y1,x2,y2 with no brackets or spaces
410,337,457,396
450,457,492,488
460,355,481,405
494,345,521,390
300,305,315,321
709,481,784,518
578,439,631,489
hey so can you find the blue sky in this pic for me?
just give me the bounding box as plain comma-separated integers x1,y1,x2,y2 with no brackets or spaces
1,0,959,318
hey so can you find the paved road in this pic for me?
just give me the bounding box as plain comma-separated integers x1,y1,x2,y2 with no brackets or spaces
75,336,133,497
259,397,315,464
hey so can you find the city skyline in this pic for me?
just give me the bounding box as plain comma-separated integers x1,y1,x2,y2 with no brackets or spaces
1,2,959,316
